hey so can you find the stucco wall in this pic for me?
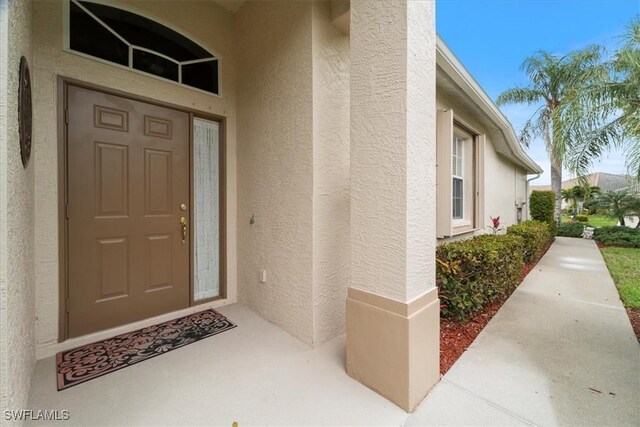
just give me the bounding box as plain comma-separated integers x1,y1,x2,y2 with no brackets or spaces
436,92,528,240
484,138,528,226
32,0,238,353
236,1,315,345
350,0,437,303
311,1,350,346
0,0,36,415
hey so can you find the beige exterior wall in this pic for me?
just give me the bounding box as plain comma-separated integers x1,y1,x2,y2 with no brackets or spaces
484,137,528,225
236,1,315,345
31,0,238,355
0,0,36,415
311,1,350,346
436,92,529,242
236,0,350,347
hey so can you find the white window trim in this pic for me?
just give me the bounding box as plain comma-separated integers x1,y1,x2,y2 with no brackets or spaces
452,131,472,228
63,0,223,98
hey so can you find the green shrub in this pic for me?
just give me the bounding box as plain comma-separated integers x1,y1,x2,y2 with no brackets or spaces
507,220,553,263
575,215,589,223
557,222,587,238
530,190,556,233
594,227,640,248
436,234,525,321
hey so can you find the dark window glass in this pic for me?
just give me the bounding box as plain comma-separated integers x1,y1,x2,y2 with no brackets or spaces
182,60,219,94
70,1,219,94
133,49,178,82
452,178,463,219
70,1,128,66
79,1,211,62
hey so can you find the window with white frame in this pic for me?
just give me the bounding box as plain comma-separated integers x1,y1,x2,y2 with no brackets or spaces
452,136,464,219
451,129,475,228
436,109,484,238
67,0,220,95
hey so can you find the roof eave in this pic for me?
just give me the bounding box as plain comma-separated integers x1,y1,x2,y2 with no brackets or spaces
435,36,544,175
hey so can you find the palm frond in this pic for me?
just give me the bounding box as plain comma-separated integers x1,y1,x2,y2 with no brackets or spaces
496,87,545,106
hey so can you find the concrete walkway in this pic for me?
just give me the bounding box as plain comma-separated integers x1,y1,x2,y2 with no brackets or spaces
412,237,640,426
26,238,639,426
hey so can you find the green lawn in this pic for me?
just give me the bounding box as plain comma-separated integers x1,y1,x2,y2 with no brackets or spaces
561,215,618,227
601,247,640,309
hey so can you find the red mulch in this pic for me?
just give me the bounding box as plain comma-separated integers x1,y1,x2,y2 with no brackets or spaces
627,309,640,342
439,239,554,375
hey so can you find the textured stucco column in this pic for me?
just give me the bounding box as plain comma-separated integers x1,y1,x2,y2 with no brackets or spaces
347,0,439,412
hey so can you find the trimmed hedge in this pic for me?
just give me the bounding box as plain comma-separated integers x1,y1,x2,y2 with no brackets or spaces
530,190,555,222
530,190,556,233
507,220,553,263
575,215,589,223
557,222,587,237
436,234,525,321
594,226,640,248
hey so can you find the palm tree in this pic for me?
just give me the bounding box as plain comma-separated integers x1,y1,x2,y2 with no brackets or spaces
599,191,634,226
585,185,602,201
583,185,602,214
626,196,640,228
562,19,640,179
570,185,587,211
608,20,640,177
561,188,574,208
497,47,607,224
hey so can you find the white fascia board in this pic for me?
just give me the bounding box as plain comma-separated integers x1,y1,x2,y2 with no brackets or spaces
435,36,544,175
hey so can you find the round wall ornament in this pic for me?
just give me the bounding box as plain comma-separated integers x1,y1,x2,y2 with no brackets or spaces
18,56,32,168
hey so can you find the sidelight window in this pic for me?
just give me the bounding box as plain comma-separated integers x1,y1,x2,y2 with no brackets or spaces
193,118,222,301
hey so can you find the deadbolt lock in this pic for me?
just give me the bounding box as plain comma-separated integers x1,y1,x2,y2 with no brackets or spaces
179,203,187,211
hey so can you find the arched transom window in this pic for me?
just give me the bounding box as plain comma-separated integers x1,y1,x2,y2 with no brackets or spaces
67,0,220,95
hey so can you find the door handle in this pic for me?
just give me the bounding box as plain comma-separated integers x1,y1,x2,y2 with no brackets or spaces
180,216,187,245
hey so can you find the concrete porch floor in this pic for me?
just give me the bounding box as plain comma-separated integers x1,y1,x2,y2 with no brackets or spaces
28,304,413,426
27,238,640,426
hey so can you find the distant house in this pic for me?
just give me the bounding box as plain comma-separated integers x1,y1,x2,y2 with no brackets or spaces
530,172,633,194
562,172,635,193
530,172,637,210
618,182,640,195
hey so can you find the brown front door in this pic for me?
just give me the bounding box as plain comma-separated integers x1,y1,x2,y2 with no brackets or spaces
67,85,190,338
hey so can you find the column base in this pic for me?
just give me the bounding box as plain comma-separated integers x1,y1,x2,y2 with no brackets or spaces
346,287,440,412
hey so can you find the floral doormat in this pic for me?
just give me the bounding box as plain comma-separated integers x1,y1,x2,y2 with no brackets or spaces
57,309,236,390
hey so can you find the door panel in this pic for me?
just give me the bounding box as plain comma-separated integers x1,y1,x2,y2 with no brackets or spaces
95,142,129,217
96,237,129,301
67,85,190,338
145,149,172,215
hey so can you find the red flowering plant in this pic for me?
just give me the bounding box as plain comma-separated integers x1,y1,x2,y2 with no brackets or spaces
486,216,505,234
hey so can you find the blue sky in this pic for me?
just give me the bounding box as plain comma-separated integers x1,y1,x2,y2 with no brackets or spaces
436,0,640,185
